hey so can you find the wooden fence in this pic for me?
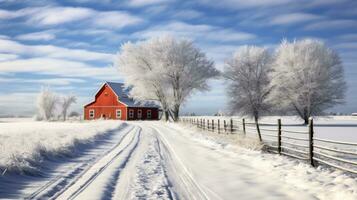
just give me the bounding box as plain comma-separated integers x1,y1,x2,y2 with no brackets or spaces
179,117,357,175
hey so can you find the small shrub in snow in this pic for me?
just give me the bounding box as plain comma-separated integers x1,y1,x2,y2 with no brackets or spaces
36,87,59,121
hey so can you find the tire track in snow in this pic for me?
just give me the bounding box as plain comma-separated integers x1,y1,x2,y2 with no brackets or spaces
100,128,142,200
64,127,141,200
151,125,215,200
127,125,177,200
25,123,134,200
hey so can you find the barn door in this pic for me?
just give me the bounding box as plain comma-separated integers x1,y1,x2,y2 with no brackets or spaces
138,109,142,119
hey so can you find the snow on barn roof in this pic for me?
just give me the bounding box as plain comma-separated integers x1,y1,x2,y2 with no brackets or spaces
106,82,160,108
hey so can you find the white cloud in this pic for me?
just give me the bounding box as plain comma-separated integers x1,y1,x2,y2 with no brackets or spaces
127,0,172,7
304,19,357,30
0,38,114,62
0,53,18,61
25,6,94,25
269,13,322,25
16,31,56,41
197,0,291,9
337,34,357,41
334,42,357,50
173,9,203,19
134,21,256,42
0,58,118,79
93,11,143,29
0,77,86,85
0,6,143,29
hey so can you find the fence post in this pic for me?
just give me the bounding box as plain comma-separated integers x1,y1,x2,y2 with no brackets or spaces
212,119,214,132
203,119,205,130
224,120,226,133
230,118,233,134
308,117,315,167
278,119,282,155
218,119,220,134
242,118,246,135
208,119,210,130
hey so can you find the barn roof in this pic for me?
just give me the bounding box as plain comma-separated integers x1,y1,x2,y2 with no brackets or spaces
106,82,160,108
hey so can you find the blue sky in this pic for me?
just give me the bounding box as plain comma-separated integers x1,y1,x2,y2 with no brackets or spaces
0,0,356,116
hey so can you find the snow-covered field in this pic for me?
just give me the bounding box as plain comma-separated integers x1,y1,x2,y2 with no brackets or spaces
0,118,120,174
183,116,357,142
0,118,356,199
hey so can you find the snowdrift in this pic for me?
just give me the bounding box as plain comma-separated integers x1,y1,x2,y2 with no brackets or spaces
0,119,121,175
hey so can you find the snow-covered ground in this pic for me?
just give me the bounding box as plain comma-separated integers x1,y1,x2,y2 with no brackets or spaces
0,119,356,199
0,118,120,174
183,116,357,142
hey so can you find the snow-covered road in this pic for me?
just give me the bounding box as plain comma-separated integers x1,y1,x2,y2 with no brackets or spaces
1,121,356,200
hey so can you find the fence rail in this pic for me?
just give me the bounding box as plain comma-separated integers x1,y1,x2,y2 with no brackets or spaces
180,116,357,176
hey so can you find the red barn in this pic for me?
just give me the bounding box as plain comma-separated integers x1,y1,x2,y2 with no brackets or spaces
84,82,159,120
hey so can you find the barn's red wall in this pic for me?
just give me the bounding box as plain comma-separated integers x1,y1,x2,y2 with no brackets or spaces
84,83,159,120
84,84,127,120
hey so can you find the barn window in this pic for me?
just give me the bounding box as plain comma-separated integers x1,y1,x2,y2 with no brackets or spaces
116,109,121,119
89,109,95,119
147,110,152,119
137,109,142,119
129,109,134,119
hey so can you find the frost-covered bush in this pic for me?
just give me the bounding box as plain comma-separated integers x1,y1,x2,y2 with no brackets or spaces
36,87,59,121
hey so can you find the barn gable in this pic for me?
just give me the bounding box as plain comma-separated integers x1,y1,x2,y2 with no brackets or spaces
83,81,160,121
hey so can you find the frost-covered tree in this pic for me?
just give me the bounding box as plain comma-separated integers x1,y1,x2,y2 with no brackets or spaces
162,37,218,121
36,87,59,121
60,95,77,121
224,46,273,141
116,36,218,122
271,39,346,124
116,39,171,121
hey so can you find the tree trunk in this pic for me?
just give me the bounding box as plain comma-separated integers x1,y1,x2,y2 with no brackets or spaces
163,110,169,121
304,116,309,125
303,108,309,125
254,115,262,142
63,111,67,121
173,104,180,122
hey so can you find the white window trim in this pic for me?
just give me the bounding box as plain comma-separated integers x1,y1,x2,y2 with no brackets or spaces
129,109,134,119
147,110,152,119
89,109,95,119
116,109,121,119
137,109,142,119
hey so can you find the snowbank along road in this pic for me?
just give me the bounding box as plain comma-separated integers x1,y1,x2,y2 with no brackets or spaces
1,121,356,200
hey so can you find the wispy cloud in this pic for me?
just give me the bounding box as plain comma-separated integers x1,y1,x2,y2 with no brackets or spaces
0,6,143,29
16,30,56,41
196,0,291,9
269,13,322,25
127,0,173,7
173,9,203,19
93,11,143,29
0,53,18,61
304,19,357,30
0,77,86,85
0,58,118,79
134,21,256,42
0,38,113,62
